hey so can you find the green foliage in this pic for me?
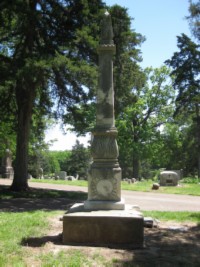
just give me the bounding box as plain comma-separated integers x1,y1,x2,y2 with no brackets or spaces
187,0,200,41
0,0,106,190
65,5,145,135
166,34,200,177
39,142,90,178
149,123,183,171
52,150,71,171
0,121,16,159
166,34,200,117
181,177,199,184
41,150,72,175
117,66,175,178
67,140,91,178
110,5,146,116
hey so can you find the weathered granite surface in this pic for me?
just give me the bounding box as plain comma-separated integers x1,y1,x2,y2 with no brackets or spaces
85,11,123,210
160,171,179,186
63,11,144,248
63,203,144,248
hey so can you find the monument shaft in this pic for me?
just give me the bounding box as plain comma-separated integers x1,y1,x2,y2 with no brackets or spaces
63,12,143,248
85,11,124,209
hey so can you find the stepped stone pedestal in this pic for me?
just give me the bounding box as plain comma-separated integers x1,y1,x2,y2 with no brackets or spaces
63,11,144,248
63,204,143,248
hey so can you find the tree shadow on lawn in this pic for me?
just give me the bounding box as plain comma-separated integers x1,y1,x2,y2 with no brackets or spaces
0,185,87,212
20,224,200,266
114,225,200,267
21,233,63,247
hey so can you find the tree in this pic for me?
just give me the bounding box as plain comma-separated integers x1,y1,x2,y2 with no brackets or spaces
42,150,71,174
0,0,106,190
165,34,200,177
150,122,184,172
0,121,16,159
110,5,145,116
187,0,200,42
117,66,175,178
67,140,91,179
63,5,146,134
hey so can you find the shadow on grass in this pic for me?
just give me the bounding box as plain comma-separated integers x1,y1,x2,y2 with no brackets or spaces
21,225,200,266
114,225,200,267
21,234,63,247
189,212,200,222
0,185,87,212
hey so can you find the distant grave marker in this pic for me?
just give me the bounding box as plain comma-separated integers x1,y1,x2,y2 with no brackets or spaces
1,149,14,179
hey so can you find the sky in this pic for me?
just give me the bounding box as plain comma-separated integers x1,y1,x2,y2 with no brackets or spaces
45,0,191,151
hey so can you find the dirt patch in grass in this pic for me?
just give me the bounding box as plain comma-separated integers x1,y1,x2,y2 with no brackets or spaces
21,214,200,267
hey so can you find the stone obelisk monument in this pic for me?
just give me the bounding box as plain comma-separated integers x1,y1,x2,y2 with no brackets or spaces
63,11,144,248
84,11,124,210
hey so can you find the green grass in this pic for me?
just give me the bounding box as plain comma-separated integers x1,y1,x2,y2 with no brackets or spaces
143,211,200,223
39,250,91,267
31,178,200,196
0,211,58,266
157,183,200,195
121,180,153,191
0,210,200,266
31,178,88,187
121,180,200,196
0,211,113,266
0,186,87,200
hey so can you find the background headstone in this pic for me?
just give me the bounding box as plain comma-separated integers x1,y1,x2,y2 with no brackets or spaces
1,149,14,179
160,171,178,186
55,171,67,180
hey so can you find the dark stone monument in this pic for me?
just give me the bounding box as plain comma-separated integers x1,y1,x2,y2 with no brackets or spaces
63,11,144,248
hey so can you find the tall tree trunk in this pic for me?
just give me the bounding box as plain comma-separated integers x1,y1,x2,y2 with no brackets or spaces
132,154,140,179
132,132,140,179
194,104,200,179
197,116,200,179
10,85,35,191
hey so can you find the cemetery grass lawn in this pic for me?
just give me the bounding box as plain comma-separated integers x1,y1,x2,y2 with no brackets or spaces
0,211,92,266
121,180,200,196
0,209,200,266
143,210,200,223
31,178,200,196
0,186,87,200
31,178,88,187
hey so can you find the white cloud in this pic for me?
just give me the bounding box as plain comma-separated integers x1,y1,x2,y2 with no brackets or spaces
45,124,90,150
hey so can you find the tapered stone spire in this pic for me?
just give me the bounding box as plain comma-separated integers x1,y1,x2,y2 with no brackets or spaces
84,11,124,210
100,10,114,45
63,11,143,249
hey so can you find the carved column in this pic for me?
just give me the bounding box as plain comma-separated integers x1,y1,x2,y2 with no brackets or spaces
84,11,124,210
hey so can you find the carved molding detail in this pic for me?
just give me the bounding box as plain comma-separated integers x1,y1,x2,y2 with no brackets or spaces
91,135,119,159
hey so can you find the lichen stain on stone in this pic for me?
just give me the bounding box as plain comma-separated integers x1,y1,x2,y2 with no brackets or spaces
97,102,113,118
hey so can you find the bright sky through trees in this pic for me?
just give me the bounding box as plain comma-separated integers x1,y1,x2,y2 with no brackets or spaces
45,0,191,150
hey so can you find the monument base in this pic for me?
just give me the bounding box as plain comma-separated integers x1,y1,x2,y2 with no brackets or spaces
63,203,144,248
84,198,125,210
